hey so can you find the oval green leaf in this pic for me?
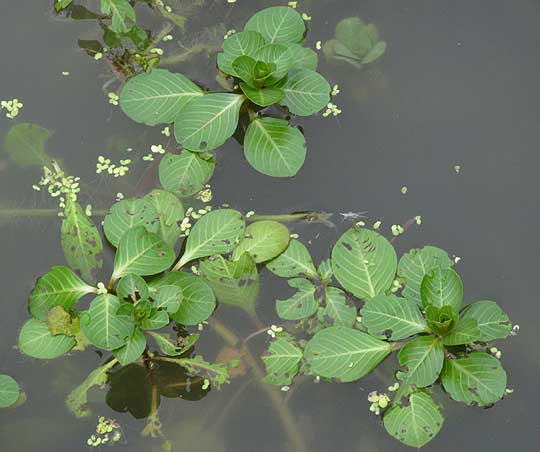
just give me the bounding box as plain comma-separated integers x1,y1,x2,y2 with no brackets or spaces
119,69,203,126
420,267,463,311
174,93,245,152
244,6,305,44
159,151,215,198
331,227,397,300
144,189,184,247
398,336,444,387
232,220,290,263
460,300,512,342
282,68,331,116
304,326,392,382
244,117,306,177
18,318,76,359
0,374,21,408
266,239,317,278
276,278,318,321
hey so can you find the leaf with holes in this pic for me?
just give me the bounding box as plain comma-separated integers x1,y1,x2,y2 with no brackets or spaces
199,253,259,316
80,294,134,350
217,30,267,76
144,189,184,248
0,375,20,408
29,266,96,320
103,198,159,247
174,93,245,152
159,151,215,198
282,68,331,116
113,328,146,366
244,6,305,44
383,391,444,448
100,0,136,33
151,284,183,314
18,319,76,359
360,294,426,341
233,220,290,263
113,227,175,279
61,199,103,283
398,336,444,387
244,117,306,177
175,209,245,269
421,267,463,311
321,286,356,327
441,352,507,406
262,338,303,386
150,272,216,326
266,239,317,278
331,227,397,301
119,69,203,125
398,246,453,306
460,300,512,342
276,278,318,320
304,326,392,382
117,274,149,305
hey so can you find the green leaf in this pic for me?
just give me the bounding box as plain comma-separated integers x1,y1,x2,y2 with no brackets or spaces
112,226,176,279
383,391,444,448
151,285,183,314
0,375,21,408
460,300,512,342
425,305,458,336
334,17,372,57
117,274,149,303
175,209,245,269
101,0,137,33
289,44,318,71
119,69,203,126
139,310,169,330
244,117,306,177
29,266,96,320
331,227,397,300
441,352,507,406
61,199,103,283
244,6,305,44
66,359,116,417
233,220,290,263
421,267,463,311
55,0,73,12
442,318,481,345
103,198,159,248
144,189,184,248
266,239,317,278
4,123,53,167
360,295,426,341
254,44,293,81
113,328,146,366
199,253,259,315
318,259,333,283
217,30,267,76
148,331,198,356
262,338,303,385
282,69,331,116
174,93,245,152
232,56,258,85
362,41,387,64
150,273,216,326
397,246,453,306
276,278,318,320
80,294,134,350
18,319,76,359
322,286,356,327
240,83,285,107
398,336,444,387
304,326,392,382
159,151,215,198
100,0,135,34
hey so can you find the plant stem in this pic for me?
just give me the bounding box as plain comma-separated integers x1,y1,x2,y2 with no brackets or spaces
250,211,334,225
209,318,309,452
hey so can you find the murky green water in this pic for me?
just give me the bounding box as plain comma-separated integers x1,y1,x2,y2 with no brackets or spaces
1,1,538,451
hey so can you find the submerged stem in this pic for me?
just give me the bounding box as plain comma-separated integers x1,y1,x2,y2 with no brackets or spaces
0,208,108,218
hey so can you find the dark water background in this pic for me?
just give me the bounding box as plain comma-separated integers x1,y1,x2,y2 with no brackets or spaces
1,0,539,451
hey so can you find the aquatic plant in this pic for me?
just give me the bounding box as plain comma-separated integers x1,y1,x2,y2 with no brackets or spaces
261,229,513,447
119,6,332,177
323,17,387,69
3,3,516,451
